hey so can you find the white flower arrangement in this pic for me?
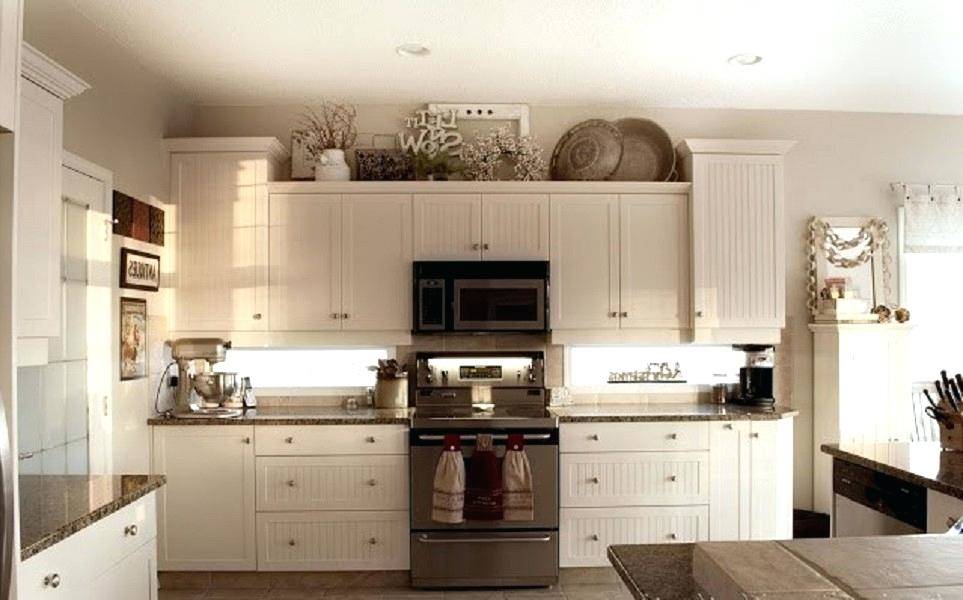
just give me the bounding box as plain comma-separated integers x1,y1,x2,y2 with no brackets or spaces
460,127,546,181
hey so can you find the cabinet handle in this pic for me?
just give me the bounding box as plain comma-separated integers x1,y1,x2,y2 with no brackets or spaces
588,434,600,441
288,539,297,547
668,475,677,482
342,313,350,319
482,243,490,250
43,574,61,588
590,534,599,541
365,436,376,443
287,480,296,487
589,476,600,484
284,437,294,444
368,537,378,545
243,437,251,444
125,524,139,537
367,479,378,487
620,311,628,318
472,243,481,251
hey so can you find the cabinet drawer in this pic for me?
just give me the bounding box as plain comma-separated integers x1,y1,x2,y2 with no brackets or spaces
256,455,408,511
561,451,709,507
256,510,409,571
560,422,709,453
256,425,408,456
560,506,708,567
85,493,158,571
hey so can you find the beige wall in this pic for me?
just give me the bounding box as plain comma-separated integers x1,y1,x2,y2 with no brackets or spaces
192,103,963,510
24,0,193,473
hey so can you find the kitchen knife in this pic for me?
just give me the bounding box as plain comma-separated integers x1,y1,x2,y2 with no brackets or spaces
924,388,940,410
936,380,949,404
955,374,963,405
949,379,963,412
942,371,957,409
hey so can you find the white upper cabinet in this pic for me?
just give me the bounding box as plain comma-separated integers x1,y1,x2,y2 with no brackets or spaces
342,194,412,331
16,45,88,339
481,193,549,260
0,0,21,131
413,193,481,260
269,193,341,331
550,194,620,331
620,194,689,331
166,138,287,333
680,139,794,344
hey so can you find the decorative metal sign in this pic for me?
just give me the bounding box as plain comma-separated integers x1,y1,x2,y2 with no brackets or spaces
398,108,463,157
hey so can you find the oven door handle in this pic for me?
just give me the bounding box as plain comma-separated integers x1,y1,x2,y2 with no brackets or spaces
416,433,552,442
417,534,552,544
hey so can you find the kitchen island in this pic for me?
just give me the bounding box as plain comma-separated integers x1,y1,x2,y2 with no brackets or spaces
610,535,963,599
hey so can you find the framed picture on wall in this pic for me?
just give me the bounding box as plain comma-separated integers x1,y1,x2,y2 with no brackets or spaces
120,248,160,291
120,297,148,381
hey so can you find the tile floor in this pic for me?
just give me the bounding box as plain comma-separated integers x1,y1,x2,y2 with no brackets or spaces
158,569,635,600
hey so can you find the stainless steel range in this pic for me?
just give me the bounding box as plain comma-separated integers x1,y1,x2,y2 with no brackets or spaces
409,351,559,589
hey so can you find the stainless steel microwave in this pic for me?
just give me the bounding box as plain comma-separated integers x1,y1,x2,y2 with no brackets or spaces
413,261,549,333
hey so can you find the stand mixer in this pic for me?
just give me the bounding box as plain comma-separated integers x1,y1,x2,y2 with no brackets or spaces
171,338,243,417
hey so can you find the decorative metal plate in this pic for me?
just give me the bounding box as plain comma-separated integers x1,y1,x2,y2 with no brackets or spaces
610,118,676,182
550,119,623,181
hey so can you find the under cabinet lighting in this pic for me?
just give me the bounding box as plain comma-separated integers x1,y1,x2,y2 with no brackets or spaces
396,43,431,58
727,53,763,66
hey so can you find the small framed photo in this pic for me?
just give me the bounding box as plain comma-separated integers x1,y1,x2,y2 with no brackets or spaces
120,248,160,292
120,297,148,381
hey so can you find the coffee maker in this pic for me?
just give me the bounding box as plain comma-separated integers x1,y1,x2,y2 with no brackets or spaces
732,345,775,407
171,338,238,415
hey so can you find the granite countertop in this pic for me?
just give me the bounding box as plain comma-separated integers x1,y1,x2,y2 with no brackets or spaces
147,405,414,426
611,536,963,599
822,441,963,501
550,403,798,422
19,474,166,560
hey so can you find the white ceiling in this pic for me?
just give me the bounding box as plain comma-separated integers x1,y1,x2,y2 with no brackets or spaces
67,0,963,114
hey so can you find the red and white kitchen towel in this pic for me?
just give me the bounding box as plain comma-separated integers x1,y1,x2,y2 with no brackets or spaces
431,433,534,523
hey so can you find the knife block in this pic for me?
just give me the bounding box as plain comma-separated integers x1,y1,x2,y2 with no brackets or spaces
938,412,963,451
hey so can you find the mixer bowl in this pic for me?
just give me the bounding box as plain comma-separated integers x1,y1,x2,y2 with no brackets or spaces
192,372,239,403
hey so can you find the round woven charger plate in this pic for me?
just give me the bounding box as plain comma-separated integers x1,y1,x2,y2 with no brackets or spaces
610,118,675,181
550,119,624,181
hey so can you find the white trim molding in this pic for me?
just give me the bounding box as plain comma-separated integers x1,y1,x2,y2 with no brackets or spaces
677,139,796,157
20,42,90,100
164,137,290,163
269,180,692,195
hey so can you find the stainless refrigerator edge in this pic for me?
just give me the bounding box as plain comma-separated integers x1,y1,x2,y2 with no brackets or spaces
0,395,12,600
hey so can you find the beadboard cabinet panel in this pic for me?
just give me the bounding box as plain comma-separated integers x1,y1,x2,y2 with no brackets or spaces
256,455,408,512
268,193,341,331
619,194,690,330
170,152,271,332
560,506,708,567
560,451,709,507
341,194,412,331
708,421,752,541
481,193,550,260
549,194,620,330
257,511,409,571
413,193,481,260
560,422,709,453
16,78,62,338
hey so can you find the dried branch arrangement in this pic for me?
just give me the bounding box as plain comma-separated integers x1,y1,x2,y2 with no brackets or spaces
296,101,358,158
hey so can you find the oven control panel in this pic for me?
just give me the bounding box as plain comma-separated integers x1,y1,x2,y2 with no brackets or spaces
416,352,544,388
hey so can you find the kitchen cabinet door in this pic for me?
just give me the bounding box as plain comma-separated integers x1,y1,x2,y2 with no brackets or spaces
152,426,256,570
708,421,751,541
0,0,20,132
549,195,620,330
89,540,157,600
269,193,342,331
748,419,793,540
413,193,482,260
619,194,689,331
170,152,269,332
16,78,62,338
342,194,412,331
481,194,549,260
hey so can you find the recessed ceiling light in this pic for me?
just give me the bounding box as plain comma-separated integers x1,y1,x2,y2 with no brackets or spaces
396,43,430,58
728,53,763,66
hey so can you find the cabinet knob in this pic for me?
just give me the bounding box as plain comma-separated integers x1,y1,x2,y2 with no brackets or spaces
253,313,262,320
43,574,61,588
482,243,490,250
724,424,734,430
287,479,296,487
242,437,252,444
288,539,297,547
284,437,294,444
365,436,376,443
620,311,628,318
590,534,599,541
668,475,677,482
125,524,139,537
368,537,378,545
608,311,617,318
588,434,599,441
342,313,350,319
472,243,481,251
331,312,340,319
367,479,378,487
589,476,600,484
668,433,678,440
668,533,677,540
751,432,760,439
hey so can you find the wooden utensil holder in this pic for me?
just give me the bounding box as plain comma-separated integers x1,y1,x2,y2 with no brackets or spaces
938,410,963,451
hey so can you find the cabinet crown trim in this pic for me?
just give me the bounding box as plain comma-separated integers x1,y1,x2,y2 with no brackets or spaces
21,43,90,100
678,138,796,157
164,137,290,162
269,180,691,194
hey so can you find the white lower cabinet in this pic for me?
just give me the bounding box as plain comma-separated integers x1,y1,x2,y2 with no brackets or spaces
559,418,793,567
257,511,409,571
18,493,158,600
560,506,708,567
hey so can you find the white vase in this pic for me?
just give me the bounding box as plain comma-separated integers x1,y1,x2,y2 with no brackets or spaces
314,148,351,181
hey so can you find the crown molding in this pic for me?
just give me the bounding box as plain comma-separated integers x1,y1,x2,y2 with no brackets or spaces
164,137,290,163
21,43,90,100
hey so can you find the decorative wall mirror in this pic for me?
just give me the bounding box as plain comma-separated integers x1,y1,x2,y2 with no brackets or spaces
807,216,895,322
